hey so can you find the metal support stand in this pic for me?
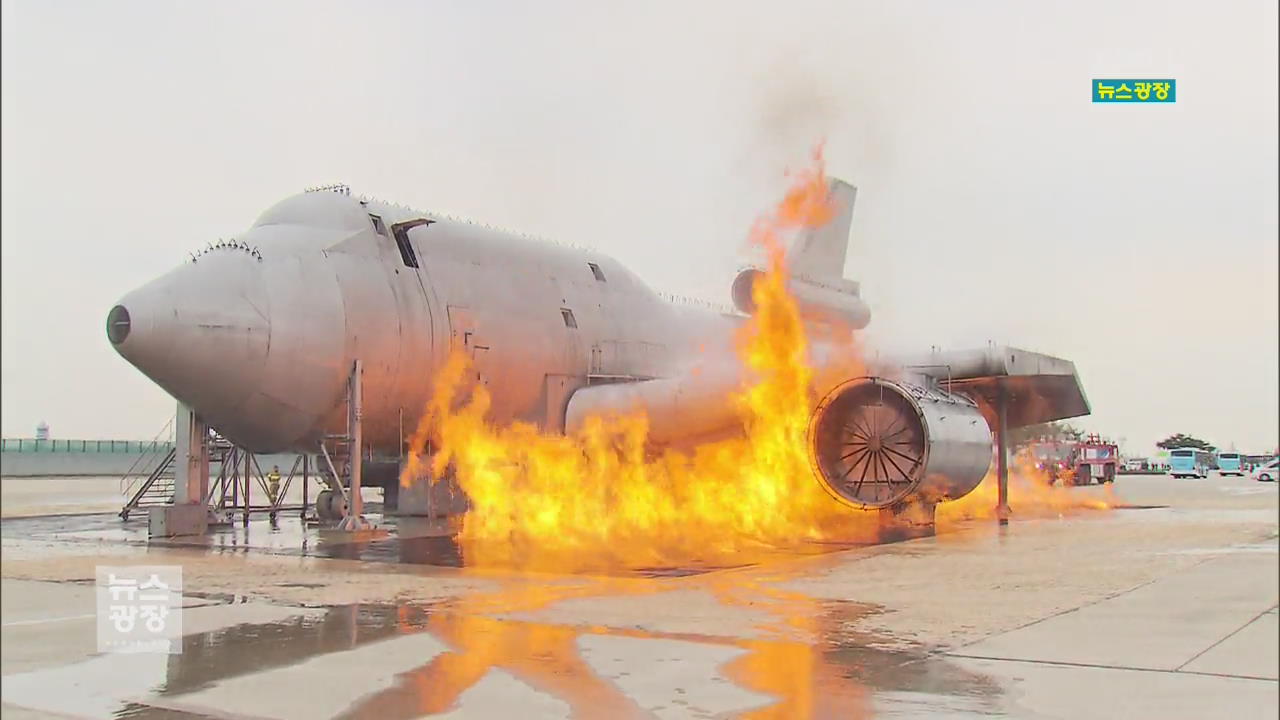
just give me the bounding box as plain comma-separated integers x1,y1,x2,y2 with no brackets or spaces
301,455,310,521
243,449,252,527
230,453,239,510
995,383,1011,525
149,402,210,537
174,402,209,505
140,407,308,535
337,360,372,531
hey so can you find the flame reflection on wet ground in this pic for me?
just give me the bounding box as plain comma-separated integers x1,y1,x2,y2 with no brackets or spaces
94,577,1001,719
0,494,1118,718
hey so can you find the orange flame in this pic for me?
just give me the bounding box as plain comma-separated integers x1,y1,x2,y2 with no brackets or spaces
401,148,873,571
937,450,1118,526
399,148,1112,570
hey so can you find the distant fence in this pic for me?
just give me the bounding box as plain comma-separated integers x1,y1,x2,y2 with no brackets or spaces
1,438,176,477
2,439,306,478
1,439,175,454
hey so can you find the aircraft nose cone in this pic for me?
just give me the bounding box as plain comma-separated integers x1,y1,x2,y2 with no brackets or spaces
109,252,270,424
106,304,132,345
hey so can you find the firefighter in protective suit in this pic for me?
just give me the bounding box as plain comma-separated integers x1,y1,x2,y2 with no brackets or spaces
267,465,281,504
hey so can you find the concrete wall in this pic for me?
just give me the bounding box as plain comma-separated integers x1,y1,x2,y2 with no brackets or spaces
1,452,169,477
1,451,309,478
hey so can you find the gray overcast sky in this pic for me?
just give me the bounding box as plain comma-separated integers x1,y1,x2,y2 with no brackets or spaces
2,0,1276,455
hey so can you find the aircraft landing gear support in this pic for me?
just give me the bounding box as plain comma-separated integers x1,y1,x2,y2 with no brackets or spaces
330,360,372,531
995,383,1011,525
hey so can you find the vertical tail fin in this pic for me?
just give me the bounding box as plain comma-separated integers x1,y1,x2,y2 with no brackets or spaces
789,178,856,284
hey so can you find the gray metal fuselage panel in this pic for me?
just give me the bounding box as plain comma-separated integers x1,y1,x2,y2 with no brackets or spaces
330,197,707,449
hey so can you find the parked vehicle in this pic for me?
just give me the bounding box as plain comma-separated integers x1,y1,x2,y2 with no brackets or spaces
1072,435,1118,485
1169,448,1214,479
1217,452,1245,477
1252,459,1278,483
1030,435,1117,485
1029,441,1073,483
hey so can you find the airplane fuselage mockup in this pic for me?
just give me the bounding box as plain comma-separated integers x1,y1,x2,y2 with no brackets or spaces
109,182,1088,511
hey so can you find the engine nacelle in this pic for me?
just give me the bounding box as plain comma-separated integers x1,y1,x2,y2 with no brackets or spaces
731,269,871,330
808,377,993,509
567,366,994,511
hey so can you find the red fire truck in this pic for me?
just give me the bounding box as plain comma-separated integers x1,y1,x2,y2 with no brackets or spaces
1028,440,1074,483
1029,434,1118,486
1070,434,1118,485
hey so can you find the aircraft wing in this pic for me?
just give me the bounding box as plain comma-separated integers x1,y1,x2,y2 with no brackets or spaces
888,346,1091,428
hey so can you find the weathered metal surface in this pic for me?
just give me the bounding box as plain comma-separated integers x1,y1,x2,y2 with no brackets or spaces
887,346,1091,428
565,358,742,447
174,402,208,505
114,189,695,454
564,337,850,447
809,377,993,509
731,269,871,329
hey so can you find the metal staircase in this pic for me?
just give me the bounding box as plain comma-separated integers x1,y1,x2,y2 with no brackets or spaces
120,364,367,527
120,426,238,521
209,433,235,464
118,418,179,521
119,448,177,520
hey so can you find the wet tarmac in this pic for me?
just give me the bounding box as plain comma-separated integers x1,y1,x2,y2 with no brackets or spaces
2,473,1276,719
0,511,912,579
3,596,1012,719
0,574,1006,719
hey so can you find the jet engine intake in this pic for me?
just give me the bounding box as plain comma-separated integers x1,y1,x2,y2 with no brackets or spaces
808,378,992,509
731,269,871,329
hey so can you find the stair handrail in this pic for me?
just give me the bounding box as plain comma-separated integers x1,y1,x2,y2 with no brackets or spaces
120,417,177,496
119,447,177,519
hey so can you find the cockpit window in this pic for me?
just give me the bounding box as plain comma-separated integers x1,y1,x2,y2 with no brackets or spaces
369,214,388,236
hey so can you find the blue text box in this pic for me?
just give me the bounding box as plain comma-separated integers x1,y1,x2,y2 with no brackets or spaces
1093,79,1176,103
